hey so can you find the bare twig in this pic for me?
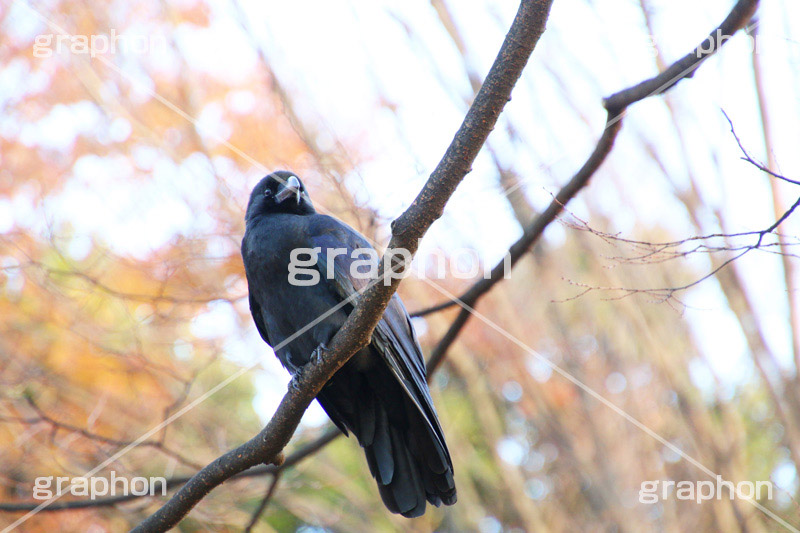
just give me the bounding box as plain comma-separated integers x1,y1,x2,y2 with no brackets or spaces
723,110,800,186
560,190,800,266
243,473,281,533
427,116,621,372
0,398,203,471
0,428,339,513
555,193,800,302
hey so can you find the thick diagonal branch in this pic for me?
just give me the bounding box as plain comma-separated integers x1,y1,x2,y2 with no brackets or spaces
130,1,554,531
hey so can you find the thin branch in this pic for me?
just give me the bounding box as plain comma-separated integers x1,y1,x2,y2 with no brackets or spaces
555,194,800,302
0,398,203,471
427,114,621,372
42,265,241,305
411,299,459,318
560,187,800,265
0,428,339,513
723,110,800,186
243,474,281,533
758,195,800,243
414,0,760,341
602,0,760,114
747,17,800,382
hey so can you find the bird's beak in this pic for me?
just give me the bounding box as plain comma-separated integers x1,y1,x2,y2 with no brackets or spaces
275,175,301,204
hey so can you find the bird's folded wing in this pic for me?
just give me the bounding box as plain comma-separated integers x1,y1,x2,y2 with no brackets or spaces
248,292,273,347
309,218,452,467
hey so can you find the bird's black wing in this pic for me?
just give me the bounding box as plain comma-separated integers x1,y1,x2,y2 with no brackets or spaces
248,292,272,346
308,215,452,470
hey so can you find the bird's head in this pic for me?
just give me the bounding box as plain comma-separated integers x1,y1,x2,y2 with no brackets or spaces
245,171,316,220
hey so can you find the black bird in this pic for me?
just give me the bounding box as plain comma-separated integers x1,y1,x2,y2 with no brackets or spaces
241,171,456,517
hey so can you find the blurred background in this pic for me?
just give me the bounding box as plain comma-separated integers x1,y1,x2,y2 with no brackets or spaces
1,0,800,530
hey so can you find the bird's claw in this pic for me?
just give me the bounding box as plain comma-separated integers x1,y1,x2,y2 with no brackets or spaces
287,344,327,393
288,369,305,392
310,343,328,364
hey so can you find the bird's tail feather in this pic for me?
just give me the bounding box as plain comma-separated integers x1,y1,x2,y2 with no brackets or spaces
361,398,456,518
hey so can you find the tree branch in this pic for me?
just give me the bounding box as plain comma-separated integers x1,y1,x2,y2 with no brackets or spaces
0,0,760,525
0,397,203,471
426,116,621,372
0,428,340,513
243,473,281,533
417,0,760,373
723,109,800,186
602,0,760,115
127,1,554,531
550,115,799,303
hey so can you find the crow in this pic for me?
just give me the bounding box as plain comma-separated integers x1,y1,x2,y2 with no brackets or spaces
241,171,456,517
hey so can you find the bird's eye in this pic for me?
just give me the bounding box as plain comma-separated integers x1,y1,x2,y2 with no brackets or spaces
264,189,274,199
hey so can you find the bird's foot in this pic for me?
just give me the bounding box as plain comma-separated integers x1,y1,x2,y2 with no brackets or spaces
288,368,305,393
310,342,328,364
287,343,328,393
